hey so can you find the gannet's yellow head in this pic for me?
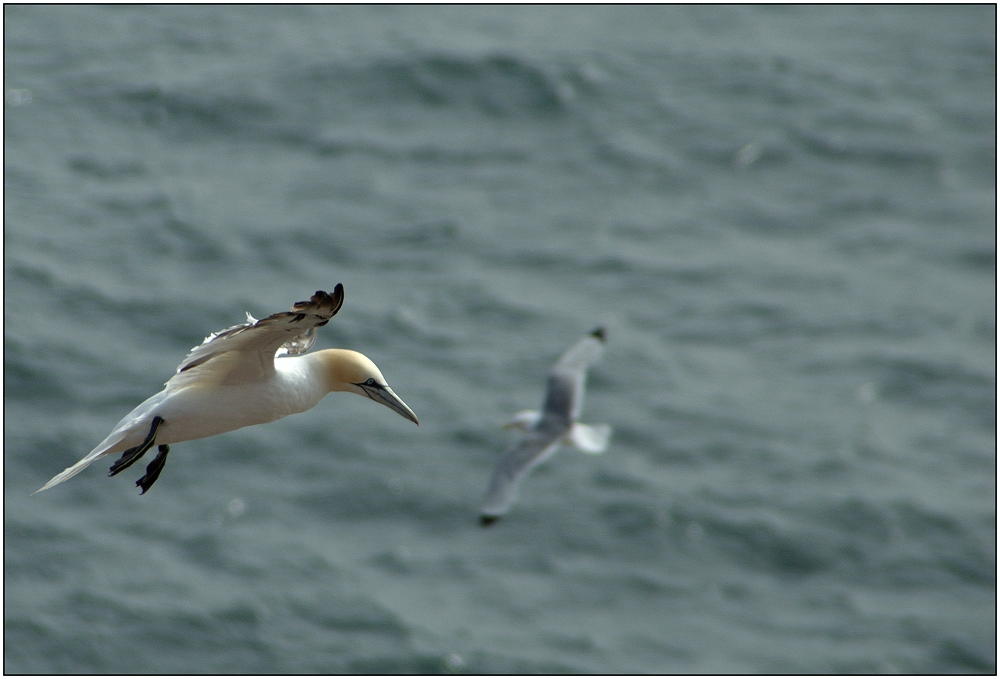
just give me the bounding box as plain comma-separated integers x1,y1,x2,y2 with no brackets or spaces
317,349,419,425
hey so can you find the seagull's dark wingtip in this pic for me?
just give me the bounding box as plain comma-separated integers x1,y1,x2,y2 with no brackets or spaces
480,515,500,528
590,327,606,342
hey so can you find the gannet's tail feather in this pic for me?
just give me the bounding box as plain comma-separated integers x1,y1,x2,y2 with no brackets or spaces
32,432,129,494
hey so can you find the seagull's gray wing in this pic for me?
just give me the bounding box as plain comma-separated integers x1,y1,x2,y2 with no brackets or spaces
480,431,564,525
538,328,605,429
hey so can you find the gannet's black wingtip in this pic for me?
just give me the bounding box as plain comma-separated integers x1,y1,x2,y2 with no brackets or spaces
292,284,345,320
329,283,345,316
480,514,501,528
317,282,344,306
589,327,606,342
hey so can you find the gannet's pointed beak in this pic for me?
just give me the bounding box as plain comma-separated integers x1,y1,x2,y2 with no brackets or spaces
357,382,419,425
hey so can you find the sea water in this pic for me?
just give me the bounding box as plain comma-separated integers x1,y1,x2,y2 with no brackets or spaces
4,5,995,673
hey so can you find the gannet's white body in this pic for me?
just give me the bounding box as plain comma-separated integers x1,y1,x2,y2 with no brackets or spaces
480,328,611,525
35,285,418,494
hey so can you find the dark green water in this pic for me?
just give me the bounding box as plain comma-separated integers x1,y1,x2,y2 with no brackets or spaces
5,5,995,673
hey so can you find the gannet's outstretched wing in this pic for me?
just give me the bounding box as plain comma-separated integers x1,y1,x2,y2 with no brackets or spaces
480,432,564,525
167,285,344,390
538,328,605,429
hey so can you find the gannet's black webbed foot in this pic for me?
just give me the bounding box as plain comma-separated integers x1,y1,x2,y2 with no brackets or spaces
136,444,169,494
109,416,164,477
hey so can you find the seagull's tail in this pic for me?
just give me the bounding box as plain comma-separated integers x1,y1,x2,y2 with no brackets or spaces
32,432,128,494
569,423,611,454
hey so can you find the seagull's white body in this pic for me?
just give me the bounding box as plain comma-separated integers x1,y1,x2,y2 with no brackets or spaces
36,285,418,494
504,410,611,454
480,328,611,525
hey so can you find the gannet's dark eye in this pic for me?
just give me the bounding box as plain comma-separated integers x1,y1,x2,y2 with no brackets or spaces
365,378,377,386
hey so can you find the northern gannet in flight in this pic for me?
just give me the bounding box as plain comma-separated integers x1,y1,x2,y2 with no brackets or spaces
35,285,418,495
480,328,611,526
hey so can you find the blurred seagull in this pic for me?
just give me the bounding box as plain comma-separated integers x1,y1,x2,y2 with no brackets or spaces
35,285,418,495
480,328,611,526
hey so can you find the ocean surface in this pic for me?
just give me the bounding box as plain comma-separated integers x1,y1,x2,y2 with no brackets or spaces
4,5,995,674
